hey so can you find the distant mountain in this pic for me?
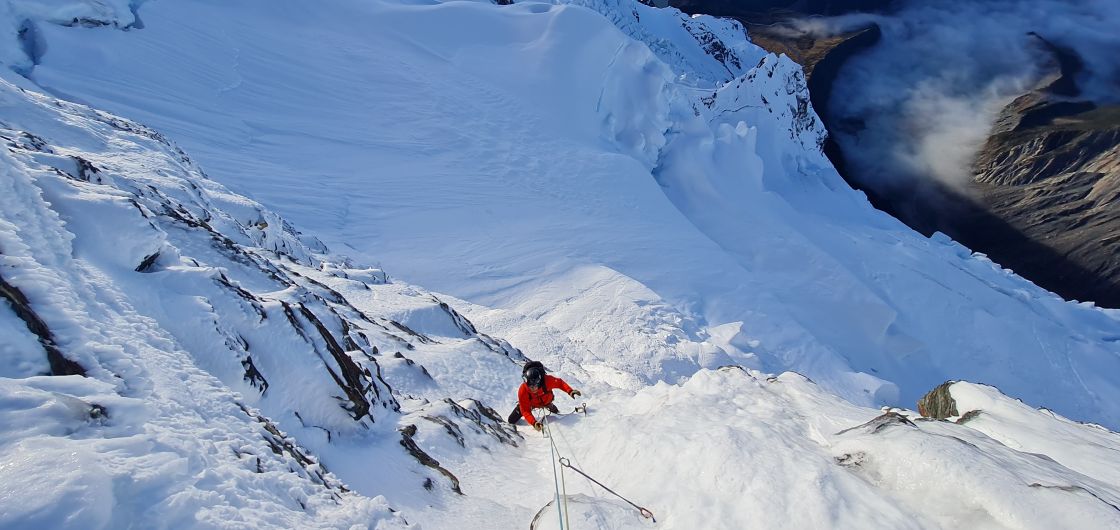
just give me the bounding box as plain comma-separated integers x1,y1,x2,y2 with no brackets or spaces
669,0,891,20
678,0,1120,308
969,36,1120,307
4,0,1120,527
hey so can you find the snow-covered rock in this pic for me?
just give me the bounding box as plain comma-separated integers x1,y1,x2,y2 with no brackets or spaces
3,0,1120,528
24,0,1117,430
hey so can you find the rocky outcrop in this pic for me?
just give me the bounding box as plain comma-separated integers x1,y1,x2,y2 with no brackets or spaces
916,382,986,424
969,116,1120,305
2,75,534,512
399,424,463,495
240,403,352,499
836,411,916,435
0,259,85,377
917,381,959,420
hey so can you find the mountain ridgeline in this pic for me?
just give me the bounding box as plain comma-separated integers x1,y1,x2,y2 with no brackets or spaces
671,0,1120,308
3,0,1120,528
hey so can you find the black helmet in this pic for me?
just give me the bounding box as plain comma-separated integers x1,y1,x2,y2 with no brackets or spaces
523,361,546,388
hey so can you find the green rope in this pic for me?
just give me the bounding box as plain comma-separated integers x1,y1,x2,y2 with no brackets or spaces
544,415,572,530
543,413,565,530
552,417,612,524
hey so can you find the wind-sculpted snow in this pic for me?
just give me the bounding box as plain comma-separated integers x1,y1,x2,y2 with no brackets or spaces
0,0,141,75
0,72,528,525
565,368,1120,529
18,0,1120,429
4,0,1120,527
0,83,410,528
565,0,761,85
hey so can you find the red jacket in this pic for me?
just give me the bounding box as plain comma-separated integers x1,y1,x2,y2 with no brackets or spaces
518,375,573,426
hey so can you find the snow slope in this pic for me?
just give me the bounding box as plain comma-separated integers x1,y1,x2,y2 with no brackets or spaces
556,369,1120,529
2,0,1120,528
15,0,1120,428
0,66,530,528
0,78,407,527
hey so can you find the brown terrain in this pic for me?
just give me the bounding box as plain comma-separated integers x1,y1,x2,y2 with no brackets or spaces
968,36,1120,306
670,0,1120,307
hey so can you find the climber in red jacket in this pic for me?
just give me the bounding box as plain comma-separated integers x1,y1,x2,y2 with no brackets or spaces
506,360,581,431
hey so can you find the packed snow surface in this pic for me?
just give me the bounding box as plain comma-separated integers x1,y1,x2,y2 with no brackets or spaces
2,0,1120,528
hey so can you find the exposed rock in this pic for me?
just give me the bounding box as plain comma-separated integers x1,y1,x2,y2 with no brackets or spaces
837,411,916,435
956,410,982,425
241,355,269,394
135,251,160,272
742,21,879,86
0,271,86,377
949,34,1120,307
398,424,463,495
971,99,1120,307
917,381,959,420
834,451,866,467
440,398,521,448
740,20,882,176
239,403,350,498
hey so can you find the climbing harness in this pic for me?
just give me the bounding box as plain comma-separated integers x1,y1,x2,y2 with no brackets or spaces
538,408,656,526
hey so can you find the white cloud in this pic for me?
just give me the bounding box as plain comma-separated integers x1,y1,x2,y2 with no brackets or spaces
824,0,1120,196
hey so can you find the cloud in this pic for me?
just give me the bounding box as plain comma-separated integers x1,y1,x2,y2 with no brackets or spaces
823,0,1120,197
782,13,881,37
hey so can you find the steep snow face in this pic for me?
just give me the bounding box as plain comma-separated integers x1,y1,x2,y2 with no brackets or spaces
0,0,139,75
14,0,1120,428
0,80,409,528
3,1,1120,528
947,382,1120,490
528,368,1120,530
0,71,540,527
566,0,760,85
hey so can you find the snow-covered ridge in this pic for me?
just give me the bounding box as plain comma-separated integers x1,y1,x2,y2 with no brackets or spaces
535,368,1120,529
0,84,407,527
6,0,1120,433
565,0,758,85
2,0,1120,527
0,72,536,526
0,0,141,76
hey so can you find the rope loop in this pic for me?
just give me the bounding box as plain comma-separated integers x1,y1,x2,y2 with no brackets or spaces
557,455,656,523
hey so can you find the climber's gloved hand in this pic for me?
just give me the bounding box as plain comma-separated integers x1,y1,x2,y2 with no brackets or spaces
569,389,582,398
532,422,544,432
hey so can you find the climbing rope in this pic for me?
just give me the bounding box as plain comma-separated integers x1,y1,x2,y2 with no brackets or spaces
549,412,612,526
542,413,568,530
551,418,594,489
542,414,572,529
537,407,656,524
558,456,656,522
